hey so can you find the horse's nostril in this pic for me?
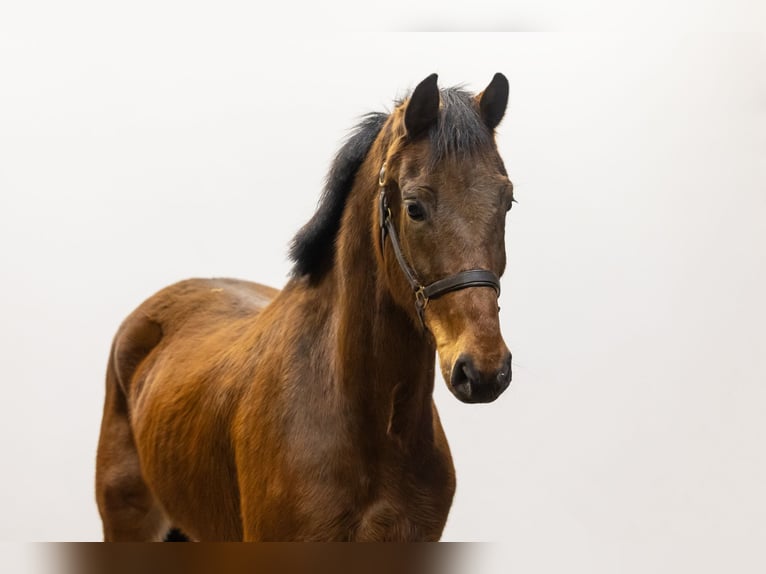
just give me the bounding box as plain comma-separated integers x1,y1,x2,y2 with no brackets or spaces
451,355,478,390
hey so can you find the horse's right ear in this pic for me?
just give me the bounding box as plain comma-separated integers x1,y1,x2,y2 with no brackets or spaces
404,73,440,139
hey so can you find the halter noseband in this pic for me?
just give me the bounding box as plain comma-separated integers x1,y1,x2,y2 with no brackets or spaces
377,163,502,328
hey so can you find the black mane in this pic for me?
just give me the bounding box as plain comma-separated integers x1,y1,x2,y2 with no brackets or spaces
288,86,494,279
288,112,388,278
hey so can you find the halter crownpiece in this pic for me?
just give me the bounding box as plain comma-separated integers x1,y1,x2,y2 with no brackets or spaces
377,163,502,329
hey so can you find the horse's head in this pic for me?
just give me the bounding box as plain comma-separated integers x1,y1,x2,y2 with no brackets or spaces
377,73,513,404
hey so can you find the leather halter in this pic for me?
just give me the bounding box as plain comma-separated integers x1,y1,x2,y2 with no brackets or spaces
377,164,501,328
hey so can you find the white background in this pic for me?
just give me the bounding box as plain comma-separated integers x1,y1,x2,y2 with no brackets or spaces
1,1,765,572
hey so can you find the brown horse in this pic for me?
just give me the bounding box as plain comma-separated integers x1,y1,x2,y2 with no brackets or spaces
95,73,515,541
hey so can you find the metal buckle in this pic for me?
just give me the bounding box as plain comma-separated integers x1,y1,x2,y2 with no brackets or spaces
378,190,388,227
378,189,390,249
414,286,429,310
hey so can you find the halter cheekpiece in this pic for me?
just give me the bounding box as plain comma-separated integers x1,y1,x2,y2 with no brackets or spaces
377,163,502,328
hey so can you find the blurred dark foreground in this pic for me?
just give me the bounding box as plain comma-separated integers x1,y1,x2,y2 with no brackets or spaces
41,542,479,574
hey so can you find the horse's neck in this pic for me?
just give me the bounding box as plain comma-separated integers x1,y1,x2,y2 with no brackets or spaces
328,162,437,447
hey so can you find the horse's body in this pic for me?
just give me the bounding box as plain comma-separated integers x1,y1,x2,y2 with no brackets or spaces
96,74,514,541
99,277,453,540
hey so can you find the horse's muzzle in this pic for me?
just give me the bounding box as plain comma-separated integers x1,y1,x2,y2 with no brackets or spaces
449,352,512,403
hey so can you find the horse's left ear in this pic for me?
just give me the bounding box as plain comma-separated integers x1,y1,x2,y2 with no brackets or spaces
477,73,509,130
404,73,440,139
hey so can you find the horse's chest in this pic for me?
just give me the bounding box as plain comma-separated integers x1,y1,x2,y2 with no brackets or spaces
350,458,455,541
351,480,448,541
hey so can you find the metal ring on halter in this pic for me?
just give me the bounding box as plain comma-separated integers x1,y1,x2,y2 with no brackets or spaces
415,286,428,309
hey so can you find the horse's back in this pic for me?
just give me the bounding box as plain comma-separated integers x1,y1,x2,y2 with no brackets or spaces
123,277,278,337
112,277,279,396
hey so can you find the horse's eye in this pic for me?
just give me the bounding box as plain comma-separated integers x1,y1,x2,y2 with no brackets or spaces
406,201,426,221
